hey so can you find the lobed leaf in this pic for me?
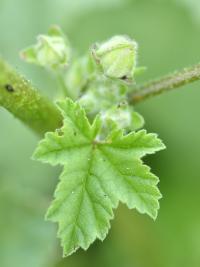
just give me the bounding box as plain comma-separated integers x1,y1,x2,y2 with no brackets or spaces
33,98,165,256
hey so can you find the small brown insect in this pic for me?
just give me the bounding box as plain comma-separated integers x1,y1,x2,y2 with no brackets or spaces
5,84,14,92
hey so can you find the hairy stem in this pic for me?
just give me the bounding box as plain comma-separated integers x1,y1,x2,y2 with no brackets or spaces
1,57,200,136
130,64,200,104
0,58,62,135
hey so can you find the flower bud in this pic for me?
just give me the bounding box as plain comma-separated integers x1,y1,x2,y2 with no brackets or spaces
78,91,99,115
91,35,138,81
101,103,132,132
65,55,94,99
100,103,144,135
20,25,70,69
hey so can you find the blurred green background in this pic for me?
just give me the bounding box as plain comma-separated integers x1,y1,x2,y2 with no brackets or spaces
0,0,200,266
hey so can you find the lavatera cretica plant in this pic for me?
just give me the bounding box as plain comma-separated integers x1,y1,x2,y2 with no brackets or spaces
21,26,166,256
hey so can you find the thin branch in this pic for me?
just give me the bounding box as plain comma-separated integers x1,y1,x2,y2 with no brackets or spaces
129,64,200,104
0,58,62,136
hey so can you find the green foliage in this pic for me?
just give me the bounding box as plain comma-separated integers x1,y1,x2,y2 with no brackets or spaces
1,1,200,267
33,98,165,256
19,26,166,258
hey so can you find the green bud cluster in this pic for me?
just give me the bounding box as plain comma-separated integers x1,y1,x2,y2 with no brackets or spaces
78,79,144,135
21,27,145,136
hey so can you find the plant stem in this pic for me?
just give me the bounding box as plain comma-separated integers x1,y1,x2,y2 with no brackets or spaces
129,64,200,104
0,58,62,136
1,56,200,136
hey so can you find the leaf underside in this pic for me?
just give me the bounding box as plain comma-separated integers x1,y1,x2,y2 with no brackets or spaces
33,98,165,256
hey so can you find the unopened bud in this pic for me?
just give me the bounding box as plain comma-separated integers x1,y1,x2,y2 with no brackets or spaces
65,55,94,99
20,25,70,69
78,91,99,115
91,35,137,81
101,104,132,131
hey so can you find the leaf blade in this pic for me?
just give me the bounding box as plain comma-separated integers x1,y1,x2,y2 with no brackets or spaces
33,98,165,256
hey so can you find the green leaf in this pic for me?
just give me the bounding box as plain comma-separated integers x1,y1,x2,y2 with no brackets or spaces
33,98,165,257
